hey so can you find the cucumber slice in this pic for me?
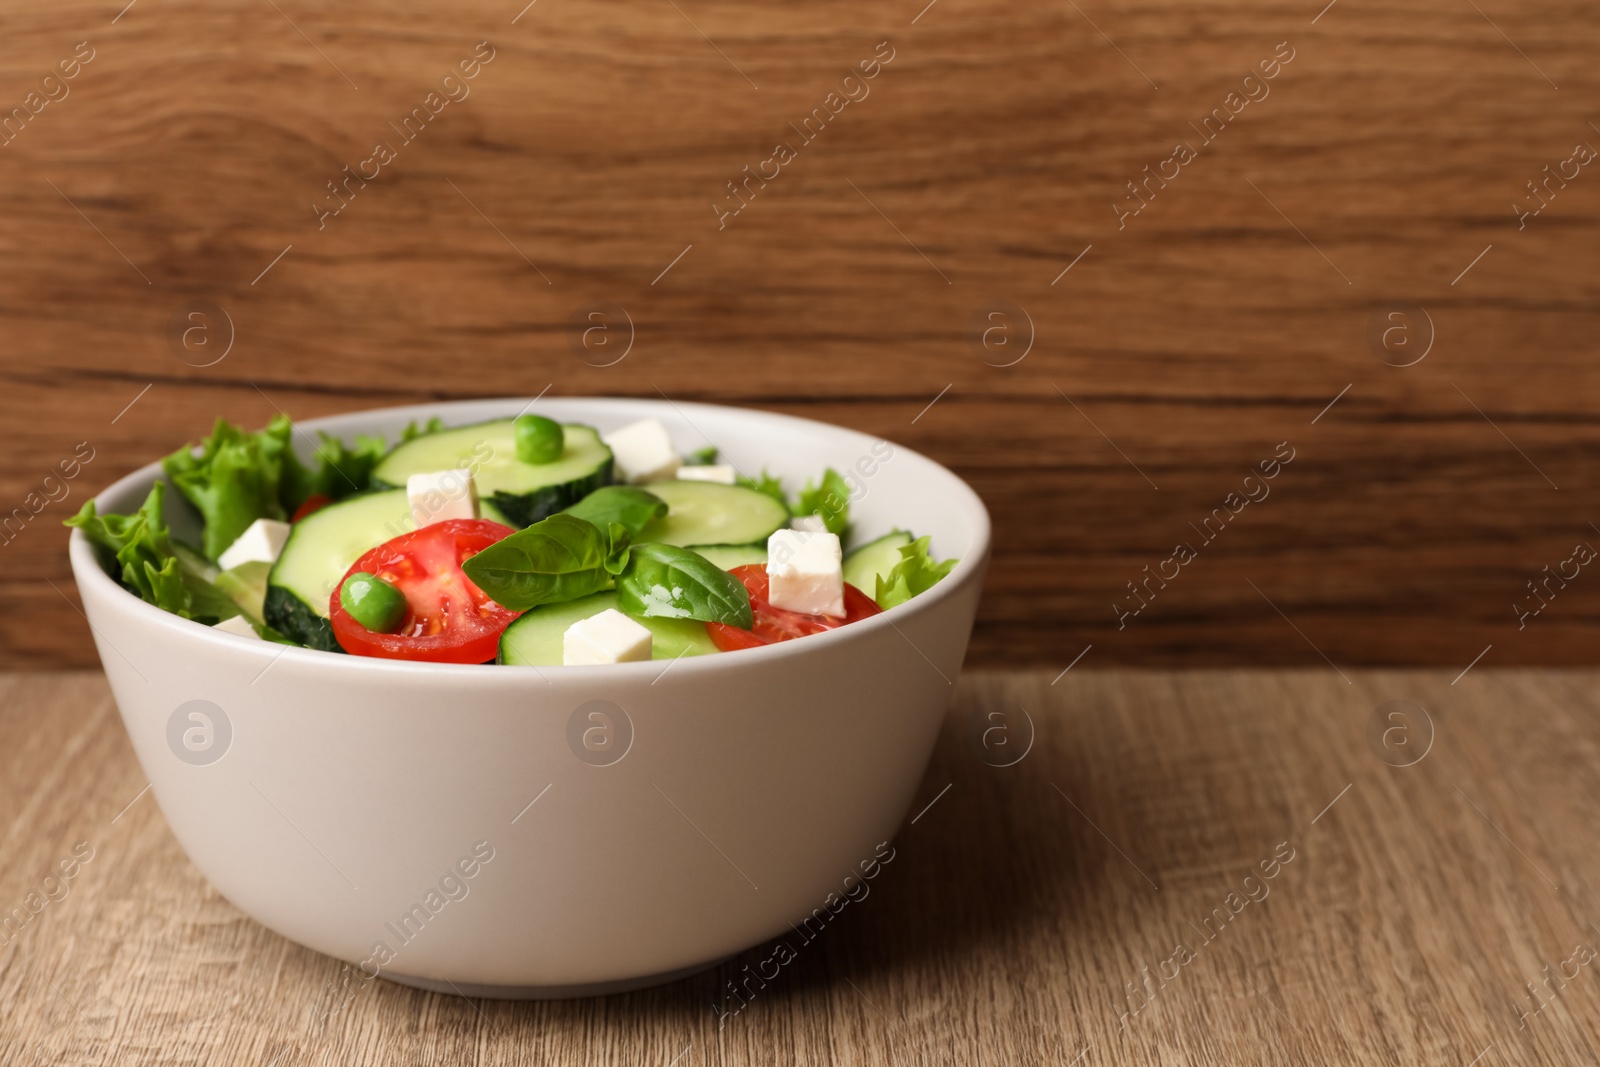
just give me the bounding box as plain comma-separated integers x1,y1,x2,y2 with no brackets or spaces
843,529,913,593
215,561,271,624
639,481,788,548
372,419,612,528
265,489,413,650
499,591,719,666
695,544,769,570
480,497,516,527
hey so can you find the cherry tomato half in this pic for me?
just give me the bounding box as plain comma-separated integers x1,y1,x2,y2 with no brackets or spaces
706,564,882,652
292,494,333,523
330,518,520,663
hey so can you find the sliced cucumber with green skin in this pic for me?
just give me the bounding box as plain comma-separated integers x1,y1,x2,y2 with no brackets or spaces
638,481,788,548
480,497,516,527
372,420,612,528
498,591,719,666
265,489,414,650
215,560,271,624
695,544,769,570
843,529,913,594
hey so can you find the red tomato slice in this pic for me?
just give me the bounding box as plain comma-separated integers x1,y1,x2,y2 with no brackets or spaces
330,518,520,663
707,564,882,652
292,494,333,523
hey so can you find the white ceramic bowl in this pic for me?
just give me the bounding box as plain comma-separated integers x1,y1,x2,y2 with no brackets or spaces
69,398,990,997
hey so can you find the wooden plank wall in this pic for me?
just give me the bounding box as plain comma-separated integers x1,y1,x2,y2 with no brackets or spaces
1,0,1597,669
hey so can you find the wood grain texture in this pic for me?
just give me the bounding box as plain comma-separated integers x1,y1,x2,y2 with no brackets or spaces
2,0,1599,668
3,669,1600,1066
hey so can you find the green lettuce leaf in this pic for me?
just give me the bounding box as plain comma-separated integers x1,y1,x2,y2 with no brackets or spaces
400,417,446,443
258,623,299,644
794,468,851,537
683,446,718,466
874,536,958,610
65,481,237,623
212,560,272,623
281,430,387,510
737,470,789,511
171,542,246,622
163,415,387,560
162,416,295,560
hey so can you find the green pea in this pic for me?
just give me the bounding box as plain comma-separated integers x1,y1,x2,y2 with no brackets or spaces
340,571,407,633
514,414,564,464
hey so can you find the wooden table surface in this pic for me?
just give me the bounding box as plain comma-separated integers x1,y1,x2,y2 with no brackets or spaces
3,668,1597,1066
6,0,1600,671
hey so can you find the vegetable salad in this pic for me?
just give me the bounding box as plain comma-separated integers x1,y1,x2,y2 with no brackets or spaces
69,412,958,666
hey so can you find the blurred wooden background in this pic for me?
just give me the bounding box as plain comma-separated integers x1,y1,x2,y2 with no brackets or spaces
2,0,1597,669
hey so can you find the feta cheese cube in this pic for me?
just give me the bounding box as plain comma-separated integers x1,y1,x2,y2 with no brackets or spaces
407,470,479,529
217,517,291,572
602,418,681,484
677,464,737,484
563,608,654,665
212,615,261,640
789,513,827,533
766,529,845,617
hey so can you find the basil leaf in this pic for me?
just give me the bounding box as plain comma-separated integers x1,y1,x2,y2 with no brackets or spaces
460,513,611,610
683,446,718,466
616,543,752,627
794,468,851,537
604,522,632,576
562,486,668,537
874,536,958,609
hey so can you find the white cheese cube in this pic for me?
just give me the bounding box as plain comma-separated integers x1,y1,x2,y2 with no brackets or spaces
602,418,681,484
407,470,479,528
677,464,737,484
217,517,291,571
766,529,845,617
212,615,261,640
789,513,827,533
563,608,654,665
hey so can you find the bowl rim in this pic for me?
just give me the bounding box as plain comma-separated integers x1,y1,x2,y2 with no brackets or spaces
67,396,992,681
